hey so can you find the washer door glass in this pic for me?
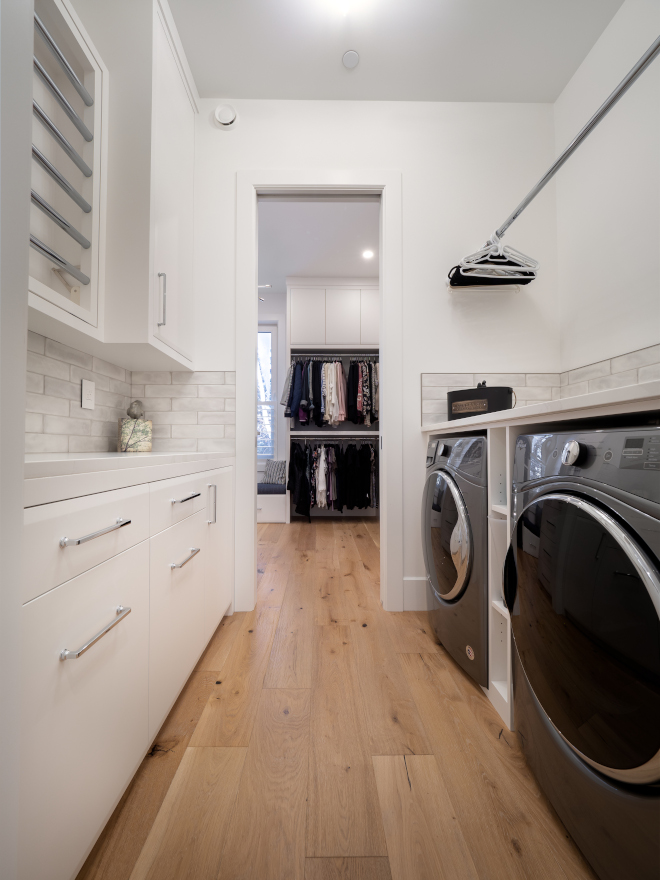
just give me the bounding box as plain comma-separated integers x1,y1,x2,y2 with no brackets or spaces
504,493,660,784
423,470,472,602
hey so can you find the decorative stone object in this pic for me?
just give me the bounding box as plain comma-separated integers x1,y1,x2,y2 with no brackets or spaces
118,400,152,452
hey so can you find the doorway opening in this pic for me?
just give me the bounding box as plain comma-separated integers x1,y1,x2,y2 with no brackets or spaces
256,196,381,535
234,170,403,613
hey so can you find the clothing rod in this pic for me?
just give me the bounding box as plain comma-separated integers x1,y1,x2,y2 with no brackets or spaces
29,234,90,286
33,101,92,177
31,190,91,249
33,57,93,142
34,13,94,107
32,145,91,213
495,34,660,241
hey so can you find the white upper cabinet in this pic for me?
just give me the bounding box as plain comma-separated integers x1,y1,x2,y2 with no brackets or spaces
290,288,326,344
360,288,380,344
288,279,379,346
27,0,199,371
325,288,361,345
151,3,195,361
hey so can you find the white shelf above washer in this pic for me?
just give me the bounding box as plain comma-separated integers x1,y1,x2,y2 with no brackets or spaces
491,502,508,516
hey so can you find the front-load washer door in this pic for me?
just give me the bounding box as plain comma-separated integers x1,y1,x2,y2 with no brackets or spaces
504,493,660,784
422,470,472,602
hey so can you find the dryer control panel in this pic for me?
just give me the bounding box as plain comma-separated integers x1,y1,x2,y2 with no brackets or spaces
513,428,660,503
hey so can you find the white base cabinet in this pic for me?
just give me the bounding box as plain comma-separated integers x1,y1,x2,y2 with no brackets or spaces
20,542,150,880
149,510,207,738
20,461,234,880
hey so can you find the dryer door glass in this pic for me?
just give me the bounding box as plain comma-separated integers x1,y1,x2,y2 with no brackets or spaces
504,493,660,784
423,470,472,602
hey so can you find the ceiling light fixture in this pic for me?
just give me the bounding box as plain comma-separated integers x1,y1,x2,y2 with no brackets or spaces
342,50,360,70
362,249,374,259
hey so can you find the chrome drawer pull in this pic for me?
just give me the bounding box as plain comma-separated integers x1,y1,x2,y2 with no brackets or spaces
171,547,200,569
60,518,131,548
208,483,217,524
60,606,131,661
170,492,201,505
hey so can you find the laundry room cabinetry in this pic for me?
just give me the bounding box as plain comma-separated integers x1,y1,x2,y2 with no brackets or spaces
20,455,235,880
28,0,199,371
288,277,379,346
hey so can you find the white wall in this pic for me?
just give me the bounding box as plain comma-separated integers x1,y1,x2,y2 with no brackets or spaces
555,0,660,371
194,98,560,581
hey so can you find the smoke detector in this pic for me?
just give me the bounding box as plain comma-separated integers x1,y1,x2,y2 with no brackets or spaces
214,104,237,129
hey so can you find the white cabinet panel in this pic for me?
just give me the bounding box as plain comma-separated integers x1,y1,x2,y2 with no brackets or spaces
290,288,326,344
325,288,361,345
149,511,206,738
360,289,380,344
204,468,234,642
149,471,209,536
23,485,150,604
20,542,149,880
151,5,195,360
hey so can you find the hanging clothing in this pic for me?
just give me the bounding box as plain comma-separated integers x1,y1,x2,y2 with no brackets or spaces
287,441,311,520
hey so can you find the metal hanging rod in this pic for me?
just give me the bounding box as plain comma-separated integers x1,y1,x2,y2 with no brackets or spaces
33,56,93,142
34,13,94,107
33,101,92,177
494,34,660,241
29,234,90,286
31,190,90,249
32,145,91,213
290,354,379,362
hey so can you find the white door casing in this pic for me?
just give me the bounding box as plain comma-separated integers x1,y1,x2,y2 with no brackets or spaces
235,170,403,612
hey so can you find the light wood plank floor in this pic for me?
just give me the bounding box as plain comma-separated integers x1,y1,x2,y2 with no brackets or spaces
78,520,596,880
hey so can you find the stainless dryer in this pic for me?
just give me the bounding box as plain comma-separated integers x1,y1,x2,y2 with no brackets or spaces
505,427,660,880
422,436,488,686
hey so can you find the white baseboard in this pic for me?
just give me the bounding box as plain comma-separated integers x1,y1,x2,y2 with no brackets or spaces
403,577,435,611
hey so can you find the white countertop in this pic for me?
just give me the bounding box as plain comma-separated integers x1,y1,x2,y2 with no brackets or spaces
421,380,660,434
25,450,235,480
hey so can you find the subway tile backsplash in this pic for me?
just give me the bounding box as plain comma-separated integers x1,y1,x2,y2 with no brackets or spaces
421,342,660,426
25,332,236,454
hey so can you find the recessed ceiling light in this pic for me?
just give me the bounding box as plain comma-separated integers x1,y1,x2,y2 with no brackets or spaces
362,249,374,259
343,50,360,70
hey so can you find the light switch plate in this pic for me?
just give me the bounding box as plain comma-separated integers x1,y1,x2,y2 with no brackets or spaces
81,379,95,410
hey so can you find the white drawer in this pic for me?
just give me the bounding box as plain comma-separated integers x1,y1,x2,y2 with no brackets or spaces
149,471,210,536
149,510,207,738
20,542,149,880
23,485,150,604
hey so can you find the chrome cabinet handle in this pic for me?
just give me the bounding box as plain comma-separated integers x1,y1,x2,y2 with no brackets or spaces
60,606,131,661
170,492,200,505
60,518,131,548
208,484,217,524
171,547,200,569
158,272,167,326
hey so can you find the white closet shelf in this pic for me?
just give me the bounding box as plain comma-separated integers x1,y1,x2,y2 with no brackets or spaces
491,503,508,516
291,431,380,437
492,598,509,618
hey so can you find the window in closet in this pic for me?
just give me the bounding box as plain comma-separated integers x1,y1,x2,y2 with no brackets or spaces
257,326,277,459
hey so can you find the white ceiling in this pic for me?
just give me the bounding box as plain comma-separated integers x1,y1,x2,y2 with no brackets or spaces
168,0,624,102
258,199,380,297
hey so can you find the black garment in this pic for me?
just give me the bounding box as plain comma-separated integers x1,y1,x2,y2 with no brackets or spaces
288,362,303,421
299,360,310,425
347,363,360,423
287,441,310,519
312,361,324,427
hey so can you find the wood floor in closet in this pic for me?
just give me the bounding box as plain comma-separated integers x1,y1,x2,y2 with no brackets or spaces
77,520,596,880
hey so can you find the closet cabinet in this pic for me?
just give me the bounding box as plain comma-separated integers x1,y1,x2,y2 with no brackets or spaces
288,278,379,346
